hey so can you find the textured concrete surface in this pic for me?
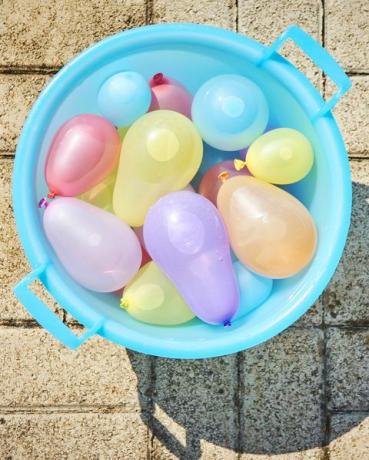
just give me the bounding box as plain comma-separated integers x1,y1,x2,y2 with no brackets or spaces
1,0,369,459
151,356,238,458
326,329,369,411
238,0,323,89
327,77,369,157
294,300,322,326
152,0,236,29
328,413,369,460
324,160,369,325
326,0,369,73
240,329,324,454
0,74,51,153
0,0,146,68
0,413,148,459
0,328,150,408
0,158,62,321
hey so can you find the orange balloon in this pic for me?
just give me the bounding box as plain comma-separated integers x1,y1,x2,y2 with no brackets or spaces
217,176,317,278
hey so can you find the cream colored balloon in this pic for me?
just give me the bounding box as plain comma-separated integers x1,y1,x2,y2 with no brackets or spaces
113,110,203,227
217,176,317,278
78,168,117,213
121,261,195,325
246,128,314,185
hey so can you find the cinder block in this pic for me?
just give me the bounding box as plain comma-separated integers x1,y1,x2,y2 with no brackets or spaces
240,328,324,453
294,301,323,326
0,74,50,152
0,0,146,68
0,412,148,459
0,158,60,322
0,327,150,409
151,355,238,459
326,328,369,410
328,412,369,460
238,0,323,90
152,0,237,29
324,160,369,325
327,77,369,157
326,0,369,72
240,448,324,459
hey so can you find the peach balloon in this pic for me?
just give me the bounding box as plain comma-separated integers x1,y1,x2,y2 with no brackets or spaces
217,176,317,278
199,160,250,205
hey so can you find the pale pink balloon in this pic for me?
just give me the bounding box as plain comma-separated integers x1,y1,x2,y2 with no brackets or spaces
199,160,251,205
45,114,120,196
43,197,142,292
149,73,192,118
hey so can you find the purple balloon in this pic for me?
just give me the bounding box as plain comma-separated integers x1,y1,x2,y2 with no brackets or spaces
143,191,239,325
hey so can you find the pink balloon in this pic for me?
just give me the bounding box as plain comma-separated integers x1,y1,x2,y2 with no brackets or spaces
45,114,120,196
43,198,142,292
149,73,192,118
199,160,251,205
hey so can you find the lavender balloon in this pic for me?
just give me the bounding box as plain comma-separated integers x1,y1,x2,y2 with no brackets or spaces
144,191,239,325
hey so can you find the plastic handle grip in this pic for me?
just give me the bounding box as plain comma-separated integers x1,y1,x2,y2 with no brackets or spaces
262,25,351,118
13,264,103,349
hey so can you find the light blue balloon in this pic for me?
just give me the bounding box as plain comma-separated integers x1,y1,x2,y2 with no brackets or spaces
232,260,273,320
192,74,269,151
98,72,151,127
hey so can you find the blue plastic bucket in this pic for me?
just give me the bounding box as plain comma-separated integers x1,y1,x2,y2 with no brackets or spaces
13,24,351,359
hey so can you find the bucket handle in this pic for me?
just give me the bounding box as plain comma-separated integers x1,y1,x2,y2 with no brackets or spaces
261,25,351,119
13,264,104,349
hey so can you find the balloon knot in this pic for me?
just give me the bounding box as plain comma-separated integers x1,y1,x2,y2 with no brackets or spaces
217,171,230,183
120,298,129,309
234,159,246,171
38,197,49,209
152,72,165,86
223,320,232,328
47,191,57,199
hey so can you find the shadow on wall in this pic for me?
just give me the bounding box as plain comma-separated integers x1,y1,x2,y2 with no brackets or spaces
127,179,369,458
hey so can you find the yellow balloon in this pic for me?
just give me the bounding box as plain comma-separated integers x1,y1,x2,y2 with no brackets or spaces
121,261,195,325
117,126,129,140
217,176,317,278
245,128,314,184
113,110,203,227
78,168,117,212
79,127,128,212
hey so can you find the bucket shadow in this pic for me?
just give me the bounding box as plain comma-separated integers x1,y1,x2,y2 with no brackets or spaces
127,179,369,458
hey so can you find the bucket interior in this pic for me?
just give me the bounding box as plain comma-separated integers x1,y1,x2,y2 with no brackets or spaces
28,34,341,354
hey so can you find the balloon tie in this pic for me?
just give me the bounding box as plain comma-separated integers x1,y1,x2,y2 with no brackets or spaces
47,191,57,199
152,72,166,86
38,197,49,209
234,159,247,171
38,190,58,209
120,298,129,309
217,171,230,182
223,320,232,328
